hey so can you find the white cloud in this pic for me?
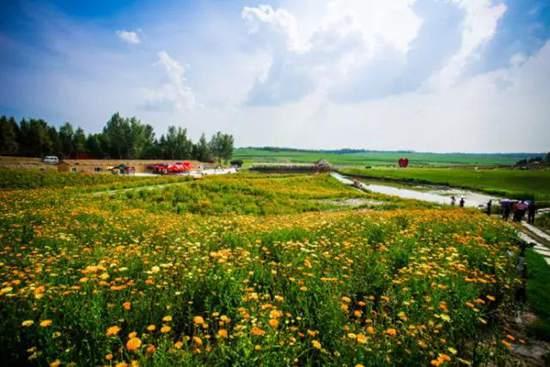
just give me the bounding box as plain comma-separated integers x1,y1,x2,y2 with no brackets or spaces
428,0,507,89
241,1,423,105
143,51,196,111
116,30,141,45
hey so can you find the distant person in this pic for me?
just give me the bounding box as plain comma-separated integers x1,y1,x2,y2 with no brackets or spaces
450,196,456,206
459,197,465,208
501,200,511,221
527,200,536,224
513,201,527,222
486,200,492,216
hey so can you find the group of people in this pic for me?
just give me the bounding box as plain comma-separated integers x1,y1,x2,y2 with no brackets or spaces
450,196,537,224
499,199,536,224
450,196,465,207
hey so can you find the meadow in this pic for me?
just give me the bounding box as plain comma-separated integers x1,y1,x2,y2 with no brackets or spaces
0,170,525,366
340,167,550,202
234,148,537,167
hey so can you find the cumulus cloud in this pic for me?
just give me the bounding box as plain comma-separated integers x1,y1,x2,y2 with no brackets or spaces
241,1,424,105
116,30,141,44
142,51,196,111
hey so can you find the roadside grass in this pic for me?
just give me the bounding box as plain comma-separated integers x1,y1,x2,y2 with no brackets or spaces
340,167,550,201
535,213,550,232
526,249,550,341
0,167,185,190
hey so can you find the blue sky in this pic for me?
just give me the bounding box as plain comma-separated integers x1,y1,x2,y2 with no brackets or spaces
1,0,549,152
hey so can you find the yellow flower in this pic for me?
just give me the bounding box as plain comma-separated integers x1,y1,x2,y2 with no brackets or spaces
126,337,142,352
49,360,61,367
147,324,156,332
366,326,376,335
105,353,113,361
106,325,121,337
160,325,171,334
312,340,322,350
40,319,53,328
21,320,34,327
115,363,128,367
162,315,172,322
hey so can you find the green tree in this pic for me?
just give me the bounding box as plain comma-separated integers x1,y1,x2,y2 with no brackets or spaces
59,122,75,158
160,126,193,160
192,133,212,162
102,113,131,159
209,132,234,164
0,116,19,154
73,127,87,155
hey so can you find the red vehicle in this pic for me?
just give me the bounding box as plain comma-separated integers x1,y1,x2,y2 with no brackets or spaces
148,161,192,175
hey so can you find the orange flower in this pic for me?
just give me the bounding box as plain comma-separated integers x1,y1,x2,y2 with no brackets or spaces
251,326,266,336
193,316,205,326
385,328,397,337
122,301,132,311
268,319,279,329
146,344,156,354
40,319,53,328
366,326,376,335
106,325,121,337
356,333,367,344
217,329,228,339
192,336,203,346
126,337,142,352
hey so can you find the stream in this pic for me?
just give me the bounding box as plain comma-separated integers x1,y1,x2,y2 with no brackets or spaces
330,172,501,208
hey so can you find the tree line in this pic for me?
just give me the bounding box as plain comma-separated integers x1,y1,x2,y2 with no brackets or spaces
0,113,234,162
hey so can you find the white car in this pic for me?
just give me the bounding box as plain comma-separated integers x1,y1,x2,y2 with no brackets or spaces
43,156,59,164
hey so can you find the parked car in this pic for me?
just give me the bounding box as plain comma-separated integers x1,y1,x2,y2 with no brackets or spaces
43,156,59,164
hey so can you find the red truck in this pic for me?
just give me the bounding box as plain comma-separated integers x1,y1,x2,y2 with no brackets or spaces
148,161,192,175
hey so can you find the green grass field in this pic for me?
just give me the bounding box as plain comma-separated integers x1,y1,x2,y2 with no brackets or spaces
340,167,550,201
234,148,540,167
526,249,550,341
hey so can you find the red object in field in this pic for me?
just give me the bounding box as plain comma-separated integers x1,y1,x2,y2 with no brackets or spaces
398,158,409,168
148,161,192,174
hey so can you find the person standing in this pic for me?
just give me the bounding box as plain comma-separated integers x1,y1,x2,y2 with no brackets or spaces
450,196,456,206
486,200,492,216
459,197,465,208
527,200,536,224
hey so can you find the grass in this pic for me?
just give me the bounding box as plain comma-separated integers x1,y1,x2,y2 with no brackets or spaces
340,167,550,201
234,148,539,167
116,173,433,215
525,249,550,341
0,170,524,366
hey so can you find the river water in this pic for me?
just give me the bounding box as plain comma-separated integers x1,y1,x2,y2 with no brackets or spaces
330,172,501,208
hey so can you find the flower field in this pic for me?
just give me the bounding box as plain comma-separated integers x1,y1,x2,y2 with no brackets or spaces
0,171,523,366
